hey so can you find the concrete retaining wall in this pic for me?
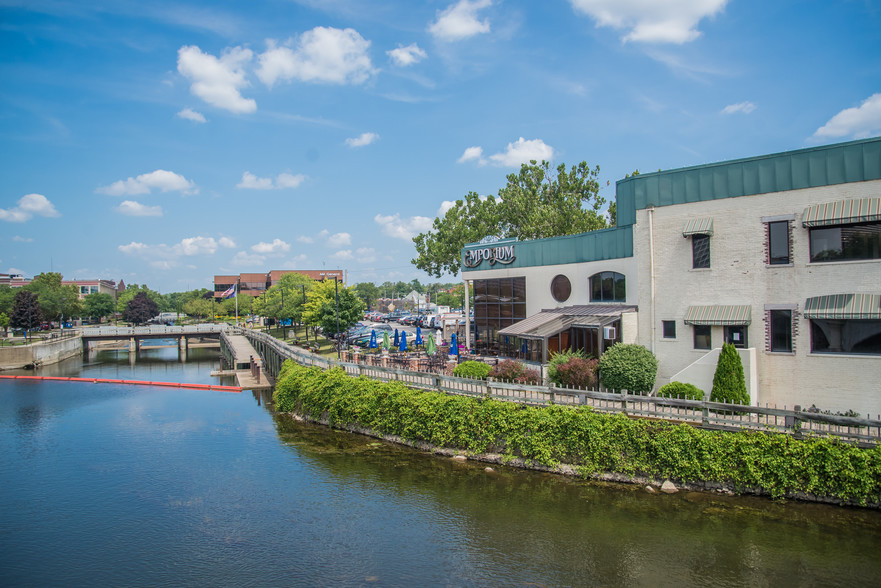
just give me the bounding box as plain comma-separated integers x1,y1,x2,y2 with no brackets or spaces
0,336,83,370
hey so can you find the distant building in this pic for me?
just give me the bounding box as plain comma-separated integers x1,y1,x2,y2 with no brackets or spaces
213,269,345,298
0,274,121,300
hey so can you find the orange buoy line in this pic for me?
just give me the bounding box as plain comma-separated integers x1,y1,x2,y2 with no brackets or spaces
0,374,242,392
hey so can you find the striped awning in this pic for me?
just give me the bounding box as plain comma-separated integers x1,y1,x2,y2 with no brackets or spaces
684,305,751,326
682,217,714,237
804,293,881,320
802,197,881,228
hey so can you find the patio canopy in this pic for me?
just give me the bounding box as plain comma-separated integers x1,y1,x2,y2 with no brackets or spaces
497,304,638,340
804,293,881,320
682,217,714,237
802,197,881,228
684,305,751,326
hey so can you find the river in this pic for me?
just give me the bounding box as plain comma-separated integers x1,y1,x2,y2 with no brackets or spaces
1,345,880,587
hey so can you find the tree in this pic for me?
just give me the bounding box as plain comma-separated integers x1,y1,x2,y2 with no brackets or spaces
597,343,658,393
116,284,161,315
253,273,316,328
0,312,9,337
0,285,16,316
10,289,42,338
183,298,213,320
413,160,609,276
302,279,365,337
123,292,159,325
26,272,82,321
353,282,380,310
711,343,749,405
83,292,116,322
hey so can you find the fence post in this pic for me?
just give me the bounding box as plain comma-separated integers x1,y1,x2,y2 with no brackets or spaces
785,405,803,436
701,401,710,427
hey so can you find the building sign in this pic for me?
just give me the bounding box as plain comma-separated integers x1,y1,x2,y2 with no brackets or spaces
463,244,516,268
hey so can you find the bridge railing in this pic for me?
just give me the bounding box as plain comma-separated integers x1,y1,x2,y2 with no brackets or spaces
82,324,232,337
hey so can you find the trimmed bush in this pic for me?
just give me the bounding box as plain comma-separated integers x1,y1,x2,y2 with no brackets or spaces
453,360,492,379
658,381,704,400
547,349,587,385
711,343,749,404
489,360,540,384
597,343,658,393
552,356,599,389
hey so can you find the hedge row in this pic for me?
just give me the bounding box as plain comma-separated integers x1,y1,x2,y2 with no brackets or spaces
273,360,881,505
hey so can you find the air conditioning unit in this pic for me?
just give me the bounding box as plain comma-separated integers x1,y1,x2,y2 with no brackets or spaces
603,326,617,340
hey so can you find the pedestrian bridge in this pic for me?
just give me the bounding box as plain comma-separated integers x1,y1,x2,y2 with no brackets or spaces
81,324,230,351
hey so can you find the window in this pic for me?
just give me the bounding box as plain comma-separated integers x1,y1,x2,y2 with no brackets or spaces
769,310,793,352
472,277,527,353
692,235,710,269
768,221,791,264
809,222,881,262
810,319,881,355
724,325,748,348
662,320,676,339
589,272,626,302
694,325,711,350
550,275,571,302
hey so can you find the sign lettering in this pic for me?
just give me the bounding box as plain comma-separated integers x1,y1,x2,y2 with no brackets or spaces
463,245,516,268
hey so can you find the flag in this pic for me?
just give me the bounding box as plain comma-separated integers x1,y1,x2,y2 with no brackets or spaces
221,284,236,299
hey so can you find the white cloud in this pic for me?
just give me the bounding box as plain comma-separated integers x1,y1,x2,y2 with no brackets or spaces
97,169,197,196
814,93,881,140
296,235,314,244
179,236,219,255
256,27,375,87
722,101,756,115
118,236,224,261
569,0,728,44
437,201,457,216
117,200,163,217
218,236,236,248
374,213,433,240
12,235,33,242
177,108,207,123
356,247,377,263
230,251,266,266
326,232,352,247
387,43,427,67
251,238,291,255
118,241,148,255
330,249,354,260
428,0,492,41
0,193,60,223
177,45,256,113
345,132,379,148
457,145,485,165
236,171,306,189
488,137,554,167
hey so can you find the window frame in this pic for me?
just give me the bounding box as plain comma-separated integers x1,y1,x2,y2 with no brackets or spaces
693,325,711,350
768,309,793,353
550,274,571,303
662,320,676,339
588,271,626,303
808,221,881,263
767,220,791,265
691,234,711,269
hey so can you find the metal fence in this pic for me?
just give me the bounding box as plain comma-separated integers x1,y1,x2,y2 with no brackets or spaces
241,328,881,446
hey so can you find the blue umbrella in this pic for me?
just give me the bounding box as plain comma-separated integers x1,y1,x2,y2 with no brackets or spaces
368,329,377,349
415,326,423,346
393,329,400,347
399,331,408,351
449,333,458,355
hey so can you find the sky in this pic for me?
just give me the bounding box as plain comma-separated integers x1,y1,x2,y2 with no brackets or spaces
2,0,880,293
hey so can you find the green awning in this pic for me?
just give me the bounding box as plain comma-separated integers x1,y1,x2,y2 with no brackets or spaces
802,197,881,228
682,217,714,237
804,293,881,320
684,305,751,326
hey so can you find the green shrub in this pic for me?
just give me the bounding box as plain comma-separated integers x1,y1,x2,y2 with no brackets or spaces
551,356,599,389
489,360,540,384
658,381,704,400
597,343,658,393
711,343,749,405
453,360,492,379
547,349,587,385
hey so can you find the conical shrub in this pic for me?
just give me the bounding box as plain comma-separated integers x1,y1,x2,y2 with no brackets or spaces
710,343,749,404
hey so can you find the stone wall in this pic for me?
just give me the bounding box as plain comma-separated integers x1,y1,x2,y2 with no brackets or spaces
0,336,83,370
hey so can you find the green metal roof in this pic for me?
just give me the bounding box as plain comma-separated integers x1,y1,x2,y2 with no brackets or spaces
802,197,881,227
616,136,881,226
462,225,633,272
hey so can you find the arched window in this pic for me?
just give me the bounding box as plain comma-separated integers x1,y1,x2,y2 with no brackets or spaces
589,272,626,302
550,274,571,302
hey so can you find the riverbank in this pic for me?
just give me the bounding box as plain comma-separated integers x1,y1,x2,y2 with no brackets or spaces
0,334,81,370
273,360,881,508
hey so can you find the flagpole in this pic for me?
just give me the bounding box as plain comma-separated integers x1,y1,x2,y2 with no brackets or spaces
235,284,238,325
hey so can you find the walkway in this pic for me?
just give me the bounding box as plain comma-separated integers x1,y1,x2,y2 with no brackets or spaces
221,333,272,391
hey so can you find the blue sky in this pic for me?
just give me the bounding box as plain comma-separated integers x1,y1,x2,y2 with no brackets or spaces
2,0,880,293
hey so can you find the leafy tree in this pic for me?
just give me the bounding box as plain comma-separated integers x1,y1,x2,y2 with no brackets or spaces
353,282,380,310
26,272,81,320
116,284,161,315
0,285,16,316
253,273,315,328
711,343,749,405
123,291,159,325
413,160,609,276
183,298,213,320
0,312,9,337
10,289,42,338
83,292,116,322
598,343,658,394
302,279,364,337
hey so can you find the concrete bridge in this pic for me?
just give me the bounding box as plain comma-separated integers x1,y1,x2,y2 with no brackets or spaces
81,324,230,352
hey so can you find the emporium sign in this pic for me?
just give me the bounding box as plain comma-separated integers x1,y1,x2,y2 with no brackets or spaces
463,240,516,268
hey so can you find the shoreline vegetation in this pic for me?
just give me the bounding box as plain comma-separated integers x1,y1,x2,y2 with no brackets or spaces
273,360,881,508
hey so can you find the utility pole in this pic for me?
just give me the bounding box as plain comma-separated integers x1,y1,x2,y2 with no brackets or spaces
334,277,340,359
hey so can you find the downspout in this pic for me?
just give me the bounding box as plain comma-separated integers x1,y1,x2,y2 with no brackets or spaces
463,277,471,350
648,206,656,353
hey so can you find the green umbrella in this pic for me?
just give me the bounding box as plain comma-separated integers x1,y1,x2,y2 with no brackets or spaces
425,333,437,355
382,331,391,350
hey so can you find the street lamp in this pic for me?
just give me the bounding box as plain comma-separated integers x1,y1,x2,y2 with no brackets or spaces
333,276,340,359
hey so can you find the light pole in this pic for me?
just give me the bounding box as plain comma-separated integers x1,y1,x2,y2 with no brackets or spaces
333,277,340,359
301,285,308,343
